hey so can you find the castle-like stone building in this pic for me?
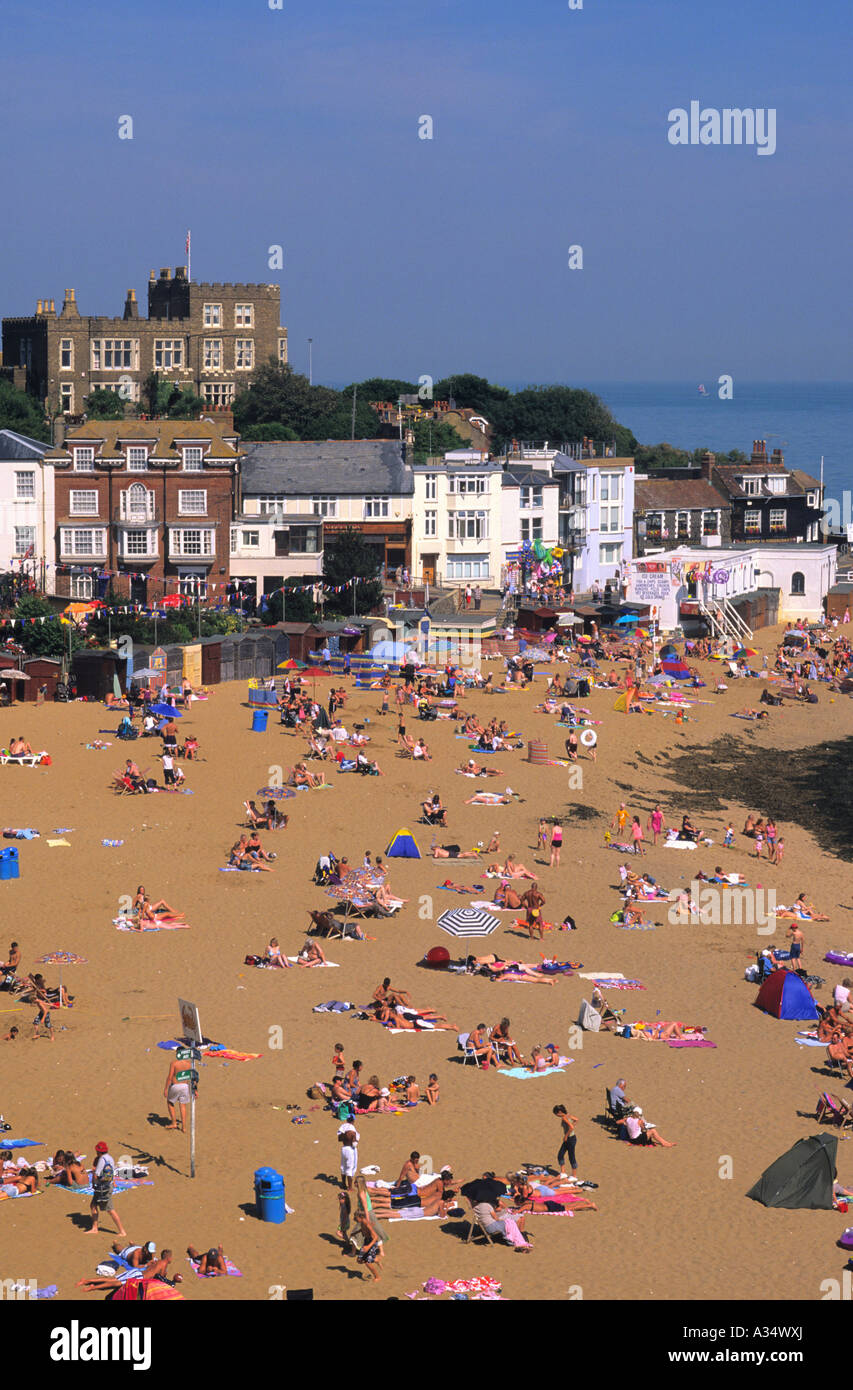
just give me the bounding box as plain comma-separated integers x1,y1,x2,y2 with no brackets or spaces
2,267,287,417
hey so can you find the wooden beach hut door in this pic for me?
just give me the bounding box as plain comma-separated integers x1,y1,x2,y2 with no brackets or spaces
422,556,436,586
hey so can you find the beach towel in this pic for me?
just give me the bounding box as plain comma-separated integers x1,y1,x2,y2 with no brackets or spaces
66,1178,154,1196
206,1048,261,1061
0,1138,43,1150
188,1256,242,1278
312,1001,354,1013
498,1061,574,1079
285,957,339,967
46,839,71,847
667,1038,717,1048
113,917,190,932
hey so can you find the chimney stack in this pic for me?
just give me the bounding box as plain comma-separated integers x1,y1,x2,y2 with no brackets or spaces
36,299,43,315
700,450,715,480
159,267,171,280
751,439,766,464
123,288,139,320
149,270,156,282
174,266,187,281
60,288,79,319
770,447,784,467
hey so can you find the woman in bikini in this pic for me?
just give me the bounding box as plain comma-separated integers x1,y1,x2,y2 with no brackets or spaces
133,887,185,922
502,854,536,880
265,938,291,969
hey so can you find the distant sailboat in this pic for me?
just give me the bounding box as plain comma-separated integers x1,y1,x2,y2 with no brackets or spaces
698,384,708,396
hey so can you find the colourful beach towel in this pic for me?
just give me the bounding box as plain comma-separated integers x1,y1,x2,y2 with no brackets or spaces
667,1038,717,1048
113,917,190,932
0,1138,43,1150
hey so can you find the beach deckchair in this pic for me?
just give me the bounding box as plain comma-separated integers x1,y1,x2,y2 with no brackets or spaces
463,1201,496,1245
604,1089,628,1127
816,1093,853,1129
457,1033,480,1066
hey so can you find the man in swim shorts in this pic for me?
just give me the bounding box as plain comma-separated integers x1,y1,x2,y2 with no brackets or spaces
164,1055,193,1131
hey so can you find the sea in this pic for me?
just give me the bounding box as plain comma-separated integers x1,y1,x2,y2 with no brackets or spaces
573,381,853,512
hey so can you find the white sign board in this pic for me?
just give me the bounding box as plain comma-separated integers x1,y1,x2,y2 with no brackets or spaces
632,572,671,603
178,997,203,1045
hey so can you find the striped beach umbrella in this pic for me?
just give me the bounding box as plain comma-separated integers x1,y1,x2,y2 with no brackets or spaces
437,907,500,938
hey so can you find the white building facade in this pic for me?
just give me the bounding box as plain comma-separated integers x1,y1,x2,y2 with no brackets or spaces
622,544,838,632
500,466,560,580
411,455,504,589
0,430,56,594
551,454,635,594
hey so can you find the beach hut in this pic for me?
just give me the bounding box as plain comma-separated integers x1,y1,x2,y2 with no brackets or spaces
754,968,819,1021
746,1134,837,1210
386,828,421,859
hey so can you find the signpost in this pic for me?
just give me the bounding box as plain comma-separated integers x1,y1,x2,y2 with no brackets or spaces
177,1001,203,1177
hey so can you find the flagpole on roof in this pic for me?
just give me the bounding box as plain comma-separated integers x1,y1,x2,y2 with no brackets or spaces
186,230,191,283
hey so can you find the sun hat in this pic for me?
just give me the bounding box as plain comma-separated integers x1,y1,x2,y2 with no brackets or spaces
632,1107,642,1116
380,1087,390,1096
95,1141,109,1154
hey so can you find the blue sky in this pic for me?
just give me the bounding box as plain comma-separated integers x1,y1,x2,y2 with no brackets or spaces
2,0,850,385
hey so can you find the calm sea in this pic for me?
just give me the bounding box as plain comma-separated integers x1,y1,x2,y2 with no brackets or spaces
577,381,853,509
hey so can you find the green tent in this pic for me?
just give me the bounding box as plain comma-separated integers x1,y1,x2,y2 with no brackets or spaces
746,1133,837,1210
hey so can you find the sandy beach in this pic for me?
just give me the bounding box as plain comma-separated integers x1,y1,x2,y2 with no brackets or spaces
1,633,851,1303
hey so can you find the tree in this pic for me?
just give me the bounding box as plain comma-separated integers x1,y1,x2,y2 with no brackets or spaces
322,528,383,616
84,388,125,420
0,380,49,442
633,442,692,471
346,378,417,403
489,385,636,454
12,595,83,658
432,373,511,415
410,419,468,462
86,600,237,648
234,360,380,441
262,578,317,625
241,422,299,442
233,360,339,438
141,374,204,419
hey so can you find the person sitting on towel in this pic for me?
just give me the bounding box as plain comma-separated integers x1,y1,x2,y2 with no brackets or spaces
186,1243,228,1276
620,1107,676,1148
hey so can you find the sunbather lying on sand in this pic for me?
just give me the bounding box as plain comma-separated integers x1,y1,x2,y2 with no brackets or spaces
457,758,504,777
374,1001,457,1030
468,955,556,984
430,844,480,859
630,1020,700,1040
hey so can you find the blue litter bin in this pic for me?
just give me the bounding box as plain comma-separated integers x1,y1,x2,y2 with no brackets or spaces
251,709,268,733
254,1166,285,1223
0,847,19,881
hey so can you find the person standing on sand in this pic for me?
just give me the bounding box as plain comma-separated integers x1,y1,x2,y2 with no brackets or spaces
630,816,645,857
553,1105,579,1179
647,805,665,846
86,1141,127,1239
787,923,805,974
164,1055,191,1131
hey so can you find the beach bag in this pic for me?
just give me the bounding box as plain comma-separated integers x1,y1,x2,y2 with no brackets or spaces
307,1085,325,1100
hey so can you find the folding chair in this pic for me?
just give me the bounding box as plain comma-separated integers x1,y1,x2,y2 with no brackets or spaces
816,1092,853,1129
457,1033,480,1066
463,1202,495,1245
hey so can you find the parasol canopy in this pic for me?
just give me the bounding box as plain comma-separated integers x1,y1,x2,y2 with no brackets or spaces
150,703,183,718
437,907,500,938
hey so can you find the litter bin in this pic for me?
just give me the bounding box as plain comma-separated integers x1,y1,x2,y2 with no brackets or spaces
254,1166,285,1223
251,709,268,733
0,847,19,881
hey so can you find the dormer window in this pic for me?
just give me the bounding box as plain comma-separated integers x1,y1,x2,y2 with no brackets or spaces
740,476,762,497
766,475,787,495
127,446,149,472
74,447,95,472
183,447,204,472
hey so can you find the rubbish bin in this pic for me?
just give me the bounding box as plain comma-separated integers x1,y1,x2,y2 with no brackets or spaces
0,847,19,881
254,1166,285,1223
251,709,268,733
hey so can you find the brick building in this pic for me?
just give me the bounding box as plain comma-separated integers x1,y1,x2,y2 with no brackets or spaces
634,453,731,554
2,267,287,418
45,420,241,603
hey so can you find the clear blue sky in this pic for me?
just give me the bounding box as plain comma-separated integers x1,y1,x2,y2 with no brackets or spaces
2,0,850,385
